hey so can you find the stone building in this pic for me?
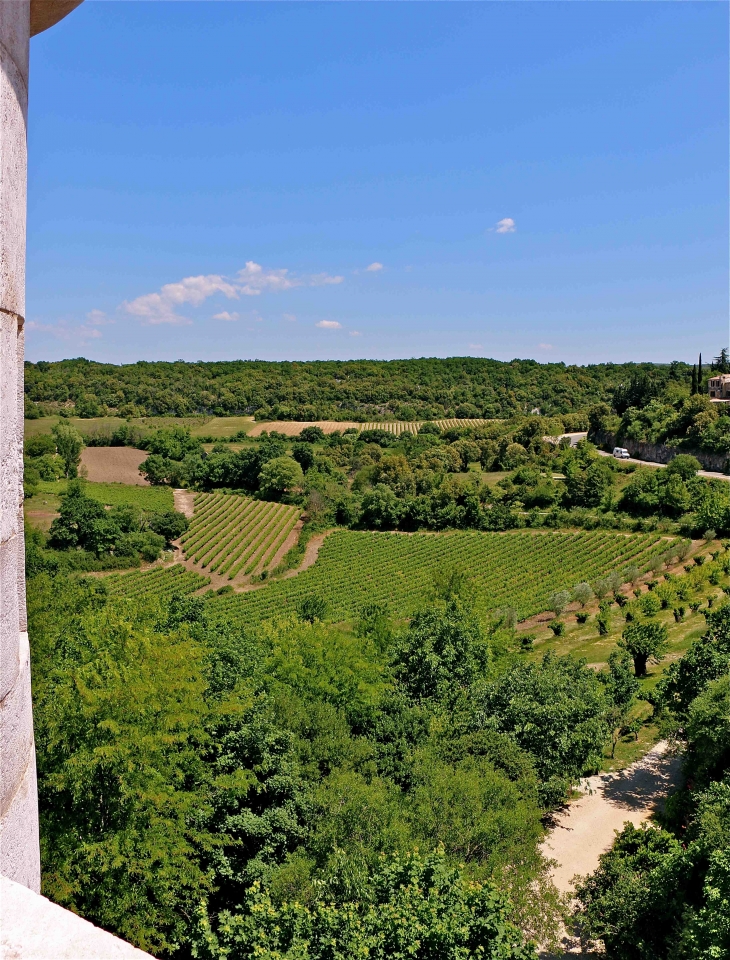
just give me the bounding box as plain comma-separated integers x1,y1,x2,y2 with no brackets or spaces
708,373,730,402
0,2,149,954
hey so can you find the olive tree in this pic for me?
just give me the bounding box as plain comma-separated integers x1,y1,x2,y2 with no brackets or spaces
620,622,669,677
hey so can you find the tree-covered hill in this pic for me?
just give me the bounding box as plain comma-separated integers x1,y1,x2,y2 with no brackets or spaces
24,356,691,421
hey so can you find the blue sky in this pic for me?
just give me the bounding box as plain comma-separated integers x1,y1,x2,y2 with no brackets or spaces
27,1,728,365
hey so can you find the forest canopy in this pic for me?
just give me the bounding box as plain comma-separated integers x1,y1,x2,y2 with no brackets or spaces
24,356,692,421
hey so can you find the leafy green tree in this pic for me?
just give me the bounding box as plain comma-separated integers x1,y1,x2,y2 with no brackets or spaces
291,442,316,472
360,483,403,530
298,426,326,443
25,433,56,458
574,823,687,960
654,604,730,718
666,453,701,480
620,621,669,676
148,509,190,543
476,652,609,806
258,456,304,500
192,848,536,960
602,650,640,758
51,422,84,478
391,601,490,705
35,600,214,955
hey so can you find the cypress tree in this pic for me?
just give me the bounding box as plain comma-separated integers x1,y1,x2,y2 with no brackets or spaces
691,365,698,395
698,353,703,387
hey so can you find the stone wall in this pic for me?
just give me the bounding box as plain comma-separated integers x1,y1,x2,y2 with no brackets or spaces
593,430,730,475
0,0,41,892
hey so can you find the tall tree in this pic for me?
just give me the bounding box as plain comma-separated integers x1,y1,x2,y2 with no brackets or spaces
691,365,698,395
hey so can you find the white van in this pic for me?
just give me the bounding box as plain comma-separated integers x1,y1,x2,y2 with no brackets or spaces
613,447,630,459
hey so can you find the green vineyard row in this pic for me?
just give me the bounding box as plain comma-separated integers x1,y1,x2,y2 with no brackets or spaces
205,529,681,625
180,492,300,579
103,564,210,600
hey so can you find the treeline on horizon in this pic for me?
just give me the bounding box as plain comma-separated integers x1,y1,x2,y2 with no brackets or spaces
24,356,694,421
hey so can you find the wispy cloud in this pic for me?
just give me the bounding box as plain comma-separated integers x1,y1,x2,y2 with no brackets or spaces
316,320,342,330
469,343,483,350
538,343,553,351
27,319,103,346
212,311,239,322
86,309,113,326
282,313,297,322
365,262,383,272
494,218,516,234
123,261,344,325
349,330,362,337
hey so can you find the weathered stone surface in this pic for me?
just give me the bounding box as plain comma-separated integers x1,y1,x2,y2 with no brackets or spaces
0,0,40,893
1,873,154,959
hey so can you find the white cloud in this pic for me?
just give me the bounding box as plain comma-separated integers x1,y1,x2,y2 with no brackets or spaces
309,272,344,287
212,311,239,322
469,343,483,350
282,313,297,322
316,320,342,330
494,218,516,234
349,330,362,337
123,261,344,325
365,262,383,272
86,309,112,325
538,343,554,351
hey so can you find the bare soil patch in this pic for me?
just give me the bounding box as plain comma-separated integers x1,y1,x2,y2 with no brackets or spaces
80,448,149,485
173,489,195,518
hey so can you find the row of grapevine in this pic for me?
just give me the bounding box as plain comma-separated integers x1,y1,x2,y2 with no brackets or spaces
358,419,491,435
180,492,300,580
206,529,681,626
103,564,209,600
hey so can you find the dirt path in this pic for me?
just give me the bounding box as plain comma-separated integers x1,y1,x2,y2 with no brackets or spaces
173,489,195,518
235,529,336,594
542,741,682,897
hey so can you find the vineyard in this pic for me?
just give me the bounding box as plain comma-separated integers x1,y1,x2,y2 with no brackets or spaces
247,418,491,437
103,564,210,600
179,492,300,580
206,528,681,626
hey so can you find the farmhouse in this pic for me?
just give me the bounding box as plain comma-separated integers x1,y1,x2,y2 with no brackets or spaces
708,373,730,402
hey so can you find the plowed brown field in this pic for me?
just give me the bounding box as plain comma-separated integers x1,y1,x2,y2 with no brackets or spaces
80,447,149,485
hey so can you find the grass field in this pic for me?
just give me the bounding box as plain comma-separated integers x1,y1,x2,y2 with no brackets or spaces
205,528,679,626
103,564,210,600
32,480,174,511
180,492,300,579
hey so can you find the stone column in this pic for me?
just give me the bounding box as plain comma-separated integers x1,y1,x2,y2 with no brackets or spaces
0,0,40,892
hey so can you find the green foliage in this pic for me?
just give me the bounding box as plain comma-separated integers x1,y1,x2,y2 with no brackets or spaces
258,456,304,500
475,652,609,806
35,595,214,954
193,849,536,960
620,621,669,676
46,480,179,562
51,421,83,478
391,601,490,705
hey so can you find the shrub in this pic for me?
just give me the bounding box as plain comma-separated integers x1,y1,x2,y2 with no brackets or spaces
549,620,565,637
674,607,686,622
576,612,590,625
